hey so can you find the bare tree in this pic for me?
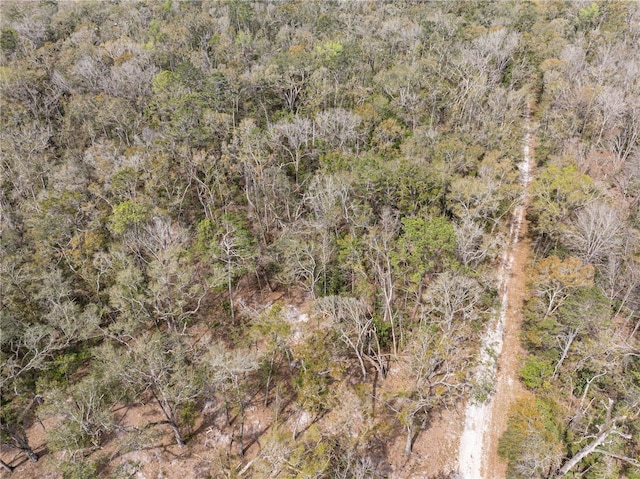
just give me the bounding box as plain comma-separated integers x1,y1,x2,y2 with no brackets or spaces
104,332,204,448
313,296,386,380
424,271,483,331
400,326,467,454
274,227,326,299
607,104,640,165
213,215,256,324
40,375,116,455
204,343,258,456
314,108,362,152
100,38,158,100
269,116,313,186
227,118,279,242
448,176,502,224
2,269,100,390
455,217,502,267
562,201,624,265
529,256,595,319
594,86,627,147
467,28,520,85
0,118,52,204
143,219,204,331
365,209,400,355
304,172,352,231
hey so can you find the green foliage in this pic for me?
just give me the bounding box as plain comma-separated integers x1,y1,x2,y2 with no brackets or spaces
372,314,392,349
195,218,215,253
318,150,351,173
498,396,562,479
286,425,331,477
530,164,597,241
0,27,19,54
151,70,179,94
471,374,494,404
31,190,87,249
0,394,32,442
372,117,406,153
37,348,90,390
315,40,343,66
393,215,457,290
293,333,338,415
520,356,554,390
556,285,611,331
178,401,198,438
147,19,167,45
228,0,255,34
251,303,291,342
109,201,149,235
351,156,446,215
578,2,600,29
59,459,98,479
110,167,141,201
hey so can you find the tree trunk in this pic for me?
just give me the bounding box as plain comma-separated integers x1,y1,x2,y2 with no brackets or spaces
292,414,300,441
238,411,245,457
555,427,610,478
169,421,185,448
552,328,578,379
411,272,429,320
10,432,39,463
356,350,367,381
264,352,275,407
555,400,623,478
630,314,640,340
224,395,231,427
0,458,14,473
367,332,387,380
404,418,414,455
26,448,39,462
227,263,235,325
235,378,245,456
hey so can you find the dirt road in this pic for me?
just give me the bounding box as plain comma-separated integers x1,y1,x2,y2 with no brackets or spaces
457,110,534,479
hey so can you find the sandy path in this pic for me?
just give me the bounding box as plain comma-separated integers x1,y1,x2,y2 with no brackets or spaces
457,109,534,479
482,218,531,478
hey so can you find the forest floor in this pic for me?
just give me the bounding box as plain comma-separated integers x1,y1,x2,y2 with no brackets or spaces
1,287,461,479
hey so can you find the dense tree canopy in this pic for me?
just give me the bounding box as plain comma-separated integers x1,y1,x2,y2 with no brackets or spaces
1,1,638,478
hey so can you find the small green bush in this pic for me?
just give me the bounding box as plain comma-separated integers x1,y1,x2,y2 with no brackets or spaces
520,356,553,390
59,459,98,479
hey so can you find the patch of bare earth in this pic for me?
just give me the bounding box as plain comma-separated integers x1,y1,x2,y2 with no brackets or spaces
1,416,59,479
3,282,482,479
387,406,464,479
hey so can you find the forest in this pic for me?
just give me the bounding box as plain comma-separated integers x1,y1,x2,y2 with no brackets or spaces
0,1,639,478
